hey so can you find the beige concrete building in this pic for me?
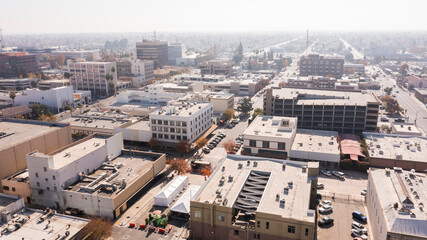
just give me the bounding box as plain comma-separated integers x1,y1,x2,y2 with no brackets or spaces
27,133,166,218
299,54,344,78
199,60,233,77
364,133,427,172
1,170,32,203
190,155,318,240
0,119,72,189
136,40,168,69
191,92,234,113
391,123,423,136
287,76,336,89
367,167,427,239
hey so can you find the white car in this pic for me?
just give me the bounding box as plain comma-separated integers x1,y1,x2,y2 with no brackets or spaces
321,170,331,177
319,203,332,210
352,221,368,235
317,183,324,189
319,207,333,214
332,171,345,179
321,200,332,205
361,189,367,196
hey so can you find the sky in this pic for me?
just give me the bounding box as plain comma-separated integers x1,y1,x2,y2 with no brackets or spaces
1,0,426,34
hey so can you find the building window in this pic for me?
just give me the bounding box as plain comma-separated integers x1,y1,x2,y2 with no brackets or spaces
262,141,270,148
12,187,15,192
158,120,162,125
54,186,57,191
266,222,269,229
305,228,309,236
250,140,256,147
36,182,40,187
151,119,156,124
47,187,50,191
2,186,9,191
234,230,239,236
35,173,39,178
43,167,47,172
195,210,202,218
45,178,48,182
288,226,296,233
278,142,286,150
52,175,56,180
217,214,225,222
257,234,260,239
257,221,260,228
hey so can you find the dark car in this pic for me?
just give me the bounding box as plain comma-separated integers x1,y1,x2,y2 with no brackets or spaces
352,211,367,223
395,118,405,123
318,217,334,227
203,148,210,154
208,144,215,149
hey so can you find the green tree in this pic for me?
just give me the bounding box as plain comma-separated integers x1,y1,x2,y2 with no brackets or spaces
223,108,235,121
237,98,253,115
252,108,263,119
380,95,403,115
384,87,393,95
30,103,53,119
9,91,16,105
64,72,71,79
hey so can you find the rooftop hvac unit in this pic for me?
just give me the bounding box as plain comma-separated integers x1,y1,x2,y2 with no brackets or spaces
282,162,286,170
379,150,383,155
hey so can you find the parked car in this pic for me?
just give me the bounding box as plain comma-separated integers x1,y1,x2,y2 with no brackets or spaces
352,211,367,223
318,217,334,227
351,229,368,240
395,118,405,123
319,207,333,214
321,170,331,177
332,171,345,179
203,148,210,154
361,189,367,196
319,203,332,210
352,221,368,235
208,144,215,149
380,117,389,122
321,200,332,205
317,183,324,189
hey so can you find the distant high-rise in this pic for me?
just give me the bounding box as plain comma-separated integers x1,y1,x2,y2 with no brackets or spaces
168,43,184,65
136,40,168,69
299,54,344,78
0,52,38,78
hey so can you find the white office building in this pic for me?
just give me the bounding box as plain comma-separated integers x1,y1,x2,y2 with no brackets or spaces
68,61,118,96
149,101,214,145
116,84,185,105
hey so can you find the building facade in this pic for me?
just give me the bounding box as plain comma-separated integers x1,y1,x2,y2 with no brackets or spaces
168,43,184,65
287,76,336,89
190,155,318,240
136,40,168,69
0,52,38,78
0,78,32,90
116,58,154,87
199,60,234,77
149,102,213,145
67,61,118,96
13,86,75,113
299,54,344,78
264,88,380,133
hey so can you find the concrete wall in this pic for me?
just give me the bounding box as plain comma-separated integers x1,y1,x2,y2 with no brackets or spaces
370,157,427,173
289,149,340,164
0,124,72,189
15,86,74,113
0,194,25,219
1,178,32,203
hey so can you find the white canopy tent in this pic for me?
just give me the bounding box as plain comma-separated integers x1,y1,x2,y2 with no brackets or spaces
154,175,189,207
171,185,201,214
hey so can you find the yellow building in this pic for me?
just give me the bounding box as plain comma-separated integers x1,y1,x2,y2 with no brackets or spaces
190,155,318,240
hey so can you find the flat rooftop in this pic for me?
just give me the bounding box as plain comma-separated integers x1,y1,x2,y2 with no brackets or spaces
392,123,422,135
0,119,67,151
31,135,110,170
194,155,317,222
126,121,151,131
60,115,130,130
150,102,211,118
271,87,378,105
291,129,339,154
370,168,427,236
0,195,18,211
243,115,297,139
0,208,88,240
364,133,427,163
65,152,156,197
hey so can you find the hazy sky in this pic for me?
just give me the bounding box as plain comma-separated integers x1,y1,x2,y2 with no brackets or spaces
1,0,426,34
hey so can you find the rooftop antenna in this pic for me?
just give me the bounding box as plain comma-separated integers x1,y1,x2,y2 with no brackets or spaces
153,30,157,42
306,29,309,49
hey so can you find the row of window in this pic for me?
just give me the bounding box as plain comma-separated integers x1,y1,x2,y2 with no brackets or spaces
151,119,187,127
194,211,308,236
152,133,187,141
249,140,286,150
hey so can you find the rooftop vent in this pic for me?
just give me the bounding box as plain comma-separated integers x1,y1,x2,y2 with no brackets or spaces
238,163,243,169
228,175,234,182
282,162,286,170
253,161,258,167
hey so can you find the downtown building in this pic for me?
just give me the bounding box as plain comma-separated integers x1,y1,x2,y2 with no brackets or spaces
264,87,380,133
67,61,117,96
286,76,336,89
199,60,234,77
149,101,214,146
136,40,168,69
116,58,154,87
190,155,318,240
0,52,38,78
299,54,344,78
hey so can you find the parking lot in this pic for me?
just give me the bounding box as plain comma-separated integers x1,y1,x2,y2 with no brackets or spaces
317,169,372,240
